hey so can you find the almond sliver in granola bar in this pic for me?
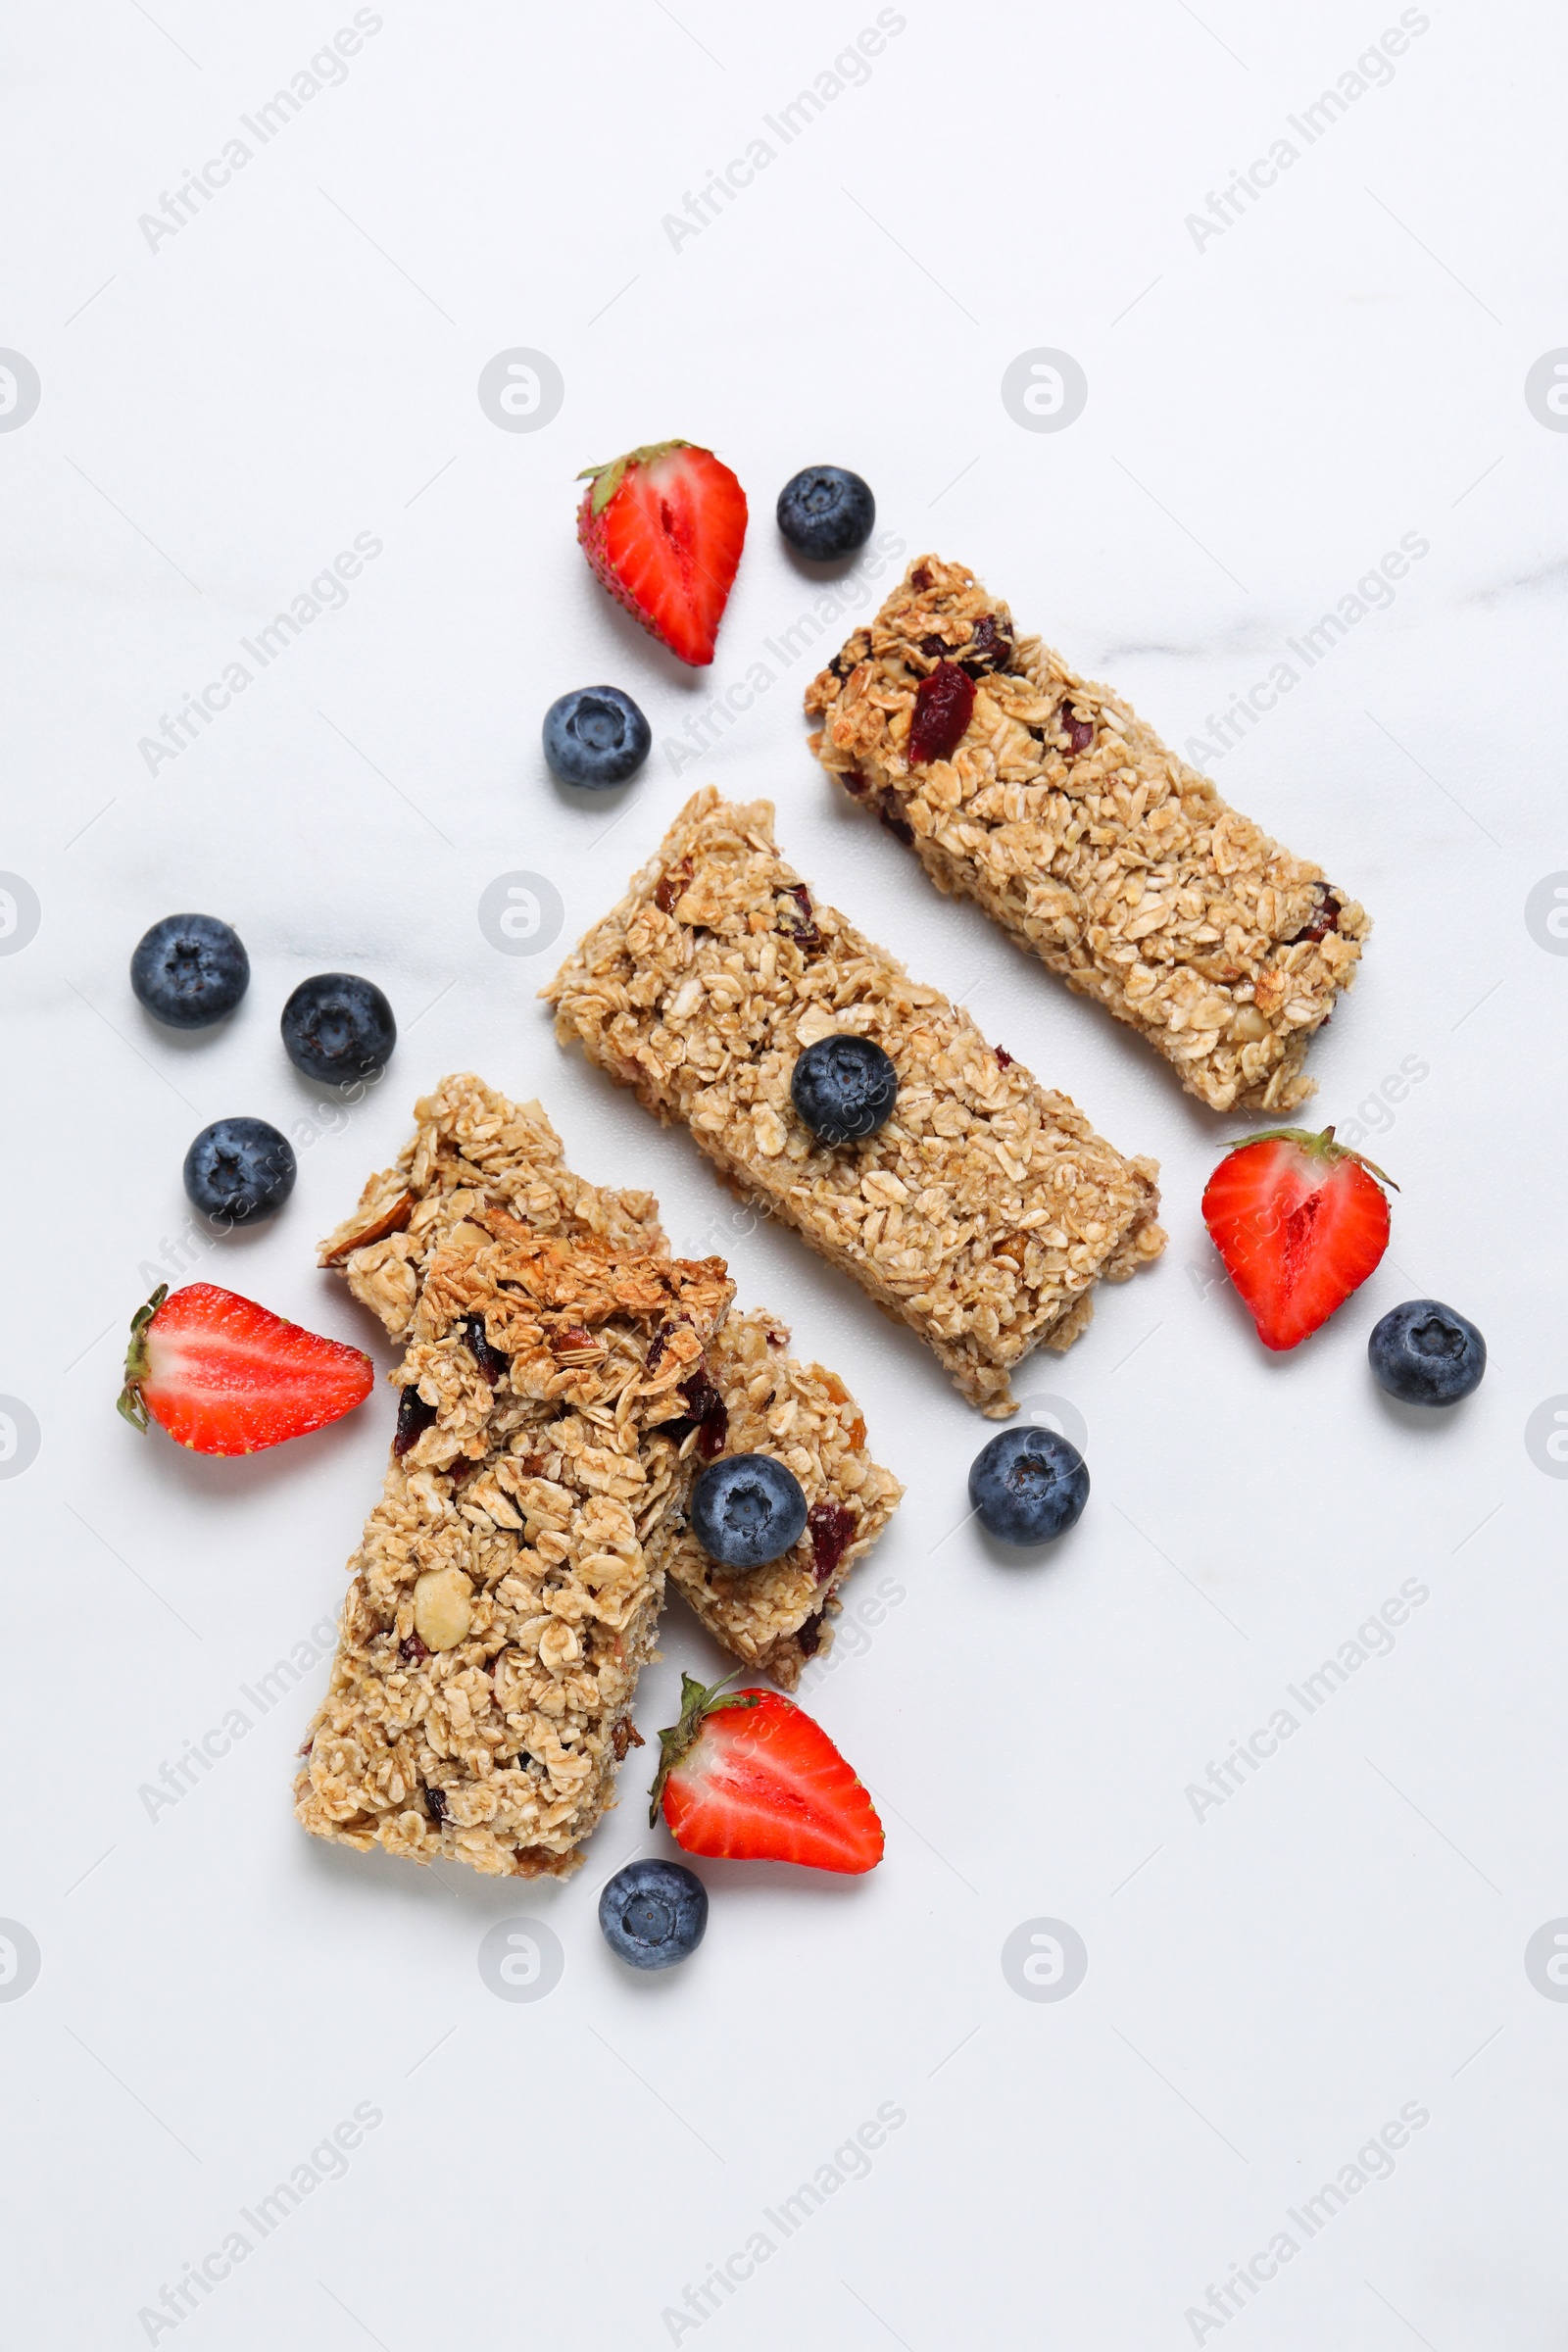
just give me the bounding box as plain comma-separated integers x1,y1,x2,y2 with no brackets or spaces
804,555,1369,1115
318,1074,903,1688
545,789,1164,1417
294,1222,732,1880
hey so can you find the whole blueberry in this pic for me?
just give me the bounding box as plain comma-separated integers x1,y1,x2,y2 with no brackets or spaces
969,1427,1089,1546
280,972,396,1084
777,466,876,560
183,1117,296,1224
790,1035,898,1147
1369,1298,1486,1406
130,913,249,1029
599,1858,708,1971
543,685,651,789
691,1453,808,1570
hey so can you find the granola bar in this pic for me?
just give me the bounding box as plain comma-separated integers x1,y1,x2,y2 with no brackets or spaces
318,1074,903,1687
671,1306,901,1688
294,1220,733,1879
804,555,1369,1114
546,789,1164,1416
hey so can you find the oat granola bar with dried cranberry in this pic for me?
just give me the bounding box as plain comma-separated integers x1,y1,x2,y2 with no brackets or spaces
673,1305,902,1687
545,789,1164,1416
804,555,1369,1114
295,1221,732,1879
319,1073,903,1687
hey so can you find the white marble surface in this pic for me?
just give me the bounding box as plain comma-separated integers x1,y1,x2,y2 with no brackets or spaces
5,2,1568,2344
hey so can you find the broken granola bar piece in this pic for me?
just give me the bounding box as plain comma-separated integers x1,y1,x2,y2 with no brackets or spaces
805,555,1369,1114
319,1074,902,1684
666,1308,901,1690
545,790,1164,1416
317,1078,664,1337
294,1226,733,1880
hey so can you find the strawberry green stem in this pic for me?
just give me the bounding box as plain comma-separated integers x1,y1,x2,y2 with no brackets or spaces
117,1283,168,1431
648,1668,760,1825
576,439,693,518
1220,1124,1398,1193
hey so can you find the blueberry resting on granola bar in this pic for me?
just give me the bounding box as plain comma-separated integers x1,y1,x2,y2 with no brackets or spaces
790,1034,898,1147
691,1453,808,1570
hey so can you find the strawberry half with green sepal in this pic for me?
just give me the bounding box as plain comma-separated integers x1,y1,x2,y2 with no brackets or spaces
576,440,747,667
649,1671,884,1874
1200,1125,1396,1352
118,1282,374,1455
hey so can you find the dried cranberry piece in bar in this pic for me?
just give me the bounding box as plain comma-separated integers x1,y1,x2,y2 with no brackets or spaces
807,1499,858,1585
1288,887,1343,947
960,613,1013,676
665,1369,729,1460
907,661,976,766
777,884,822,953
655,856,694,914
461,1313,508,1386
393,1386,437,1456
795,1612,824,1657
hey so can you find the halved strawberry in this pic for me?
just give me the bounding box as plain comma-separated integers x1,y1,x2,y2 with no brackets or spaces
577,440,747,666
1200,1126,1395,1352
118,1282,374,1455
650,1672,883,1874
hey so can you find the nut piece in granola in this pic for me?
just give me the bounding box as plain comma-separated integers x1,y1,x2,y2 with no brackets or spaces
804,555,1369,1113
545,789,1164,1415
413,1566,474,1652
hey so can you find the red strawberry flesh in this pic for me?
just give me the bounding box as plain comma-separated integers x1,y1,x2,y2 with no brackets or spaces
577,441,747,667
652,1675,883,1874
1200,1128,1392,1351
120,1281,374,1454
